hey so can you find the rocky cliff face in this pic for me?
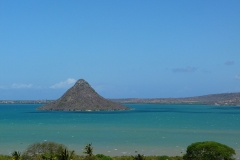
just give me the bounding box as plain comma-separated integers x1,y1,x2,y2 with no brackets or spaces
37,79,129,111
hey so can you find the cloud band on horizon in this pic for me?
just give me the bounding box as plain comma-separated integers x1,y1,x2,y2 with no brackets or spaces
50,78,76,89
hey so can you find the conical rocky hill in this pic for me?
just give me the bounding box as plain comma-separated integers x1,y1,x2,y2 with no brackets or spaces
37,79,129,111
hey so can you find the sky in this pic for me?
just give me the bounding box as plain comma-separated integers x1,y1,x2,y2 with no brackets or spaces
0,0,240,100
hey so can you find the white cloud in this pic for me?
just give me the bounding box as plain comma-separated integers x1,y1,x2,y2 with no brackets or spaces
11,83,33,89
235,75,240,80
50,78,77,89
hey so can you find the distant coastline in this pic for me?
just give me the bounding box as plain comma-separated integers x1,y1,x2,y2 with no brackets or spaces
0,100,53,104
112,92,240,106
1,92,240,106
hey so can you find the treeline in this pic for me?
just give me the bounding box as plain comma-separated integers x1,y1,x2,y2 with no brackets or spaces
0,141,236,160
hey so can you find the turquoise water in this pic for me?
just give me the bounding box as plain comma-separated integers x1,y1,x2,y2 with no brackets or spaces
0,104,240,158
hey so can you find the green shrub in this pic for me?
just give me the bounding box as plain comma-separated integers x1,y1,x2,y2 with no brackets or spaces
0,154,11,160
57,149,75,160
11,151,21,160
82,156,98,160
171,156,183,160
132,154,145,160
95,154,113,160
183,141,235,160
156,155,173,160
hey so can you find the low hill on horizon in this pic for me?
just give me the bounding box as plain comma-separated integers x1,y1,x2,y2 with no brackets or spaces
111,92,240,106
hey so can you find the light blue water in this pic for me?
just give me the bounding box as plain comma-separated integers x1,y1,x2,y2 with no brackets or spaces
0,104,240,158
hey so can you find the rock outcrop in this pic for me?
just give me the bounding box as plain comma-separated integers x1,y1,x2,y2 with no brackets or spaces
37,79,129,111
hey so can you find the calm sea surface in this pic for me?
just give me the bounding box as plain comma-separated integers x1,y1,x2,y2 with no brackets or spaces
0,104,240,158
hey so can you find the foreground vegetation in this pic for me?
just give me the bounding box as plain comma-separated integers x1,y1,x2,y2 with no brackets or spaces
0,141,236,160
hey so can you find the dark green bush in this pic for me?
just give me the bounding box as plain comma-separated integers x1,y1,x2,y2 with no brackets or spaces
183,141,235,160
132,154,145,160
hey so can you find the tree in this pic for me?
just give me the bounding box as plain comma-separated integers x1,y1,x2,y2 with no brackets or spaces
132,154,145,160
22,141,67,160
83,143,93,157
57,149,75,160
183,141,235,160
11,151,21,160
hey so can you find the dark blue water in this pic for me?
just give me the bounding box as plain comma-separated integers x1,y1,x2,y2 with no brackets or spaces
0,104,240,157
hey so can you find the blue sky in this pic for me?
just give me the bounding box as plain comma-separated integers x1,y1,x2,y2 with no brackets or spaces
0,0,240,100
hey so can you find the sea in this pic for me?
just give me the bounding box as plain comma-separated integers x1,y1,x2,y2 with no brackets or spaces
0,104,240,158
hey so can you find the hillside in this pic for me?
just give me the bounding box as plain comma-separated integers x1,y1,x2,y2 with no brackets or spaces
37,79,129,111
111,92,240,106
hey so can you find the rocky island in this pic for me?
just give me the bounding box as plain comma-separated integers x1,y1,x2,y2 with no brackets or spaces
37,79,129,111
